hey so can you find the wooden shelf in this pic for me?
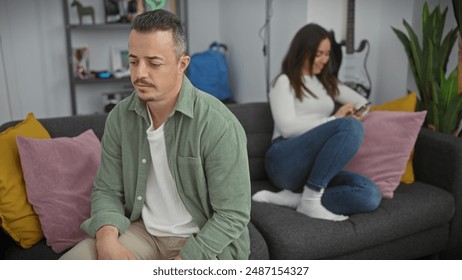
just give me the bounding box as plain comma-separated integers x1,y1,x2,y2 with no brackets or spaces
69,23,132,30
74,76,131,85
63,0,186,115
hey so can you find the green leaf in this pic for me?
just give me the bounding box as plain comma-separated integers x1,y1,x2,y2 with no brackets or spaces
403,20,423,75
392,3,459,136
439,28,458,73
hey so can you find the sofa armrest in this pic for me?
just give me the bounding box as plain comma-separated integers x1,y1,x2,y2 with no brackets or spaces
413,128,462,256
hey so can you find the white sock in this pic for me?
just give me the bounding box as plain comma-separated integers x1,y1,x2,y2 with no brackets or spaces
296,186,349,221
252,189,302,209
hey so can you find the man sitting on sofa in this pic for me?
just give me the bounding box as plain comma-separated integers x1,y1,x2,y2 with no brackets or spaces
60,9,251,260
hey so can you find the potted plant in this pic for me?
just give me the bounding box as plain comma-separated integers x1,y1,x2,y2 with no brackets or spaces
392,3,459,135
453,0,461,94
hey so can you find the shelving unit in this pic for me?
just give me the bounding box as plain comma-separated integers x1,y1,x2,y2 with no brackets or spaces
62,0,187,115
62,0,133,115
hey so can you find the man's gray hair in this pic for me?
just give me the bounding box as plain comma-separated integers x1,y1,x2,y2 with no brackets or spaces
132,9,187,59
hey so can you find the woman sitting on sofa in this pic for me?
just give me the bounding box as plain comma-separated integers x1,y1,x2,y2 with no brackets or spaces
252,23,382,221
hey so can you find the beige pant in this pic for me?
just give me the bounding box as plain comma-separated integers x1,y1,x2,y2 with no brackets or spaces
60,220,188,260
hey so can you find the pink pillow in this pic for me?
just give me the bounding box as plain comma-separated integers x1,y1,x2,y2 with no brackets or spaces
16,129,100,253
344,111,426,199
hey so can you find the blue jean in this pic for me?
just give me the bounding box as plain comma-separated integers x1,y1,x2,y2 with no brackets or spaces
265,118,381,215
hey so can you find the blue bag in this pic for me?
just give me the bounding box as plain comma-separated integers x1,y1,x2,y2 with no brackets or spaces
188,42,233,101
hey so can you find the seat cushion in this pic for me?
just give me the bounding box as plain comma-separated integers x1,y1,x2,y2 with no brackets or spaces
251,181,454,259
248,221,269,260
4,239,63,260
5,222,269,260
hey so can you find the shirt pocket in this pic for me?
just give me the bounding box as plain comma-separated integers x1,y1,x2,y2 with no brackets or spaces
177,156,207,197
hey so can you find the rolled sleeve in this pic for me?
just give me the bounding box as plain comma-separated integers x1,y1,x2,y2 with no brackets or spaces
80,212,131,238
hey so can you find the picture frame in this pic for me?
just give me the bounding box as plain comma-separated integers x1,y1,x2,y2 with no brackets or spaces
104,0,146,23
111,47,129,72
104,0,180,23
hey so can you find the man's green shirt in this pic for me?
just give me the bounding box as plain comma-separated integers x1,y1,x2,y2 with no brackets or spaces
81,77,251,260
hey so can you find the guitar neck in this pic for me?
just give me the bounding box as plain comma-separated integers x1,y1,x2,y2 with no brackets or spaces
346,0,355,54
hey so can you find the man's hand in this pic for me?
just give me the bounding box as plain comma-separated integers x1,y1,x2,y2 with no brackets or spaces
95,225,136,260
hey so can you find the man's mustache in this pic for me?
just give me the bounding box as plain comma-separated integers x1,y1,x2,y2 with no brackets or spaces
133,78,155,87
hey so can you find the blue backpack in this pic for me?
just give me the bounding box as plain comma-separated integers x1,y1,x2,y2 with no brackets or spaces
188,42,233,101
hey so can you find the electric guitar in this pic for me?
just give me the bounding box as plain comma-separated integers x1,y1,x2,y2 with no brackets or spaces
337,0,372,98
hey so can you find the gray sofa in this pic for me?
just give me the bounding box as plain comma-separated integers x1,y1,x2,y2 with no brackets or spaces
1,102,461,259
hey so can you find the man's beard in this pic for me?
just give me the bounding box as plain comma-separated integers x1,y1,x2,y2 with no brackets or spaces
137,94,155,103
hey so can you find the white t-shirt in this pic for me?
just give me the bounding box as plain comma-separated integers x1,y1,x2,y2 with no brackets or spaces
141,111,200,237
269,74,368,140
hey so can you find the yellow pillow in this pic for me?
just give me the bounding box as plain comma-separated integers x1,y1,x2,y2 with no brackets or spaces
370,92,417,184
0,113,50,248
370,92,417,112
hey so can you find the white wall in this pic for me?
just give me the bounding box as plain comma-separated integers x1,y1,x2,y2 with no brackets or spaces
291,0,457,105
187,0,308,103
187,0,458,105
0,34,12,123
0,0,458,124
0,0,12,123
0,0,70,124
186,0,221,53
308,0,417,104
268,0,308,99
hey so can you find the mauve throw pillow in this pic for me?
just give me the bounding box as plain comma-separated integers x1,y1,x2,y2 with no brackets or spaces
16,129,101,253
344,111,426,199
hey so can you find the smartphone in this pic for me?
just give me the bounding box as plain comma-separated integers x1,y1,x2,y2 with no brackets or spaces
354,101,371,115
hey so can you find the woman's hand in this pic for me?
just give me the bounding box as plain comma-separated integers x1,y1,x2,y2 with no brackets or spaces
334,103,368,120
334,103,355,118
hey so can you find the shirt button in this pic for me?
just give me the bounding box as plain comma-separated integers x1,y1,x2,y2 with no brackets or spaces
141,159,146,164
137,196,143,201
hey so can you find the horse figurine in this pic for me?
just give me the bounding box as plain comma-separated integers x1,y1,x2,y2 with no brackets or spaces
71,0,95,25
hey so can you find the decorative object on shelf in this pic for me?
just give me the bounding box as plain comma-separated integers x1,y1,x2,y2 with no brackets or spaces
70,0,95,25
105,0,146,23
111,46,129,74
113,68,130,79
104,0,120,23
91,70,112,79
145,0,166,11
392,3,459,136
126,0,148,21
72,47,91,80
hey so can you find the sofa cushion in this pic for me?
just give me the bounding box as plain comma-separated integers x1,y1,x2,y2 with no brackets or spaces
16,130,100,253
345,111,426,198
37,114,108,140
370,93,417,112
0,113,50,249
370,93,418,184
332,225,449,259
4,239,63,260
4,223,269,260
250,181,454,259
227,103,273,181
248,221,269,260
